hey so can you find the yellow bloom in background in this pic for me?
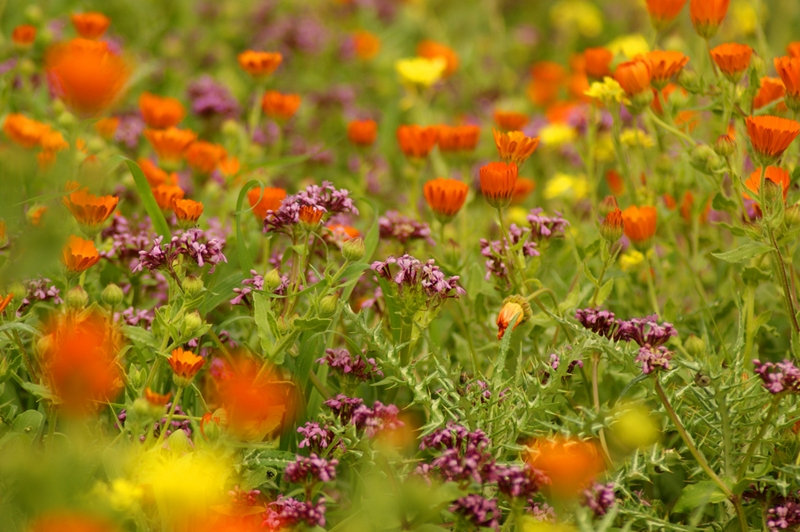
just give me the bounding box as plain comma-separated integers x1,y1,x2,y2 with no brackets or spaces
109,479,144,511
506,206,530,227
520,516,578,532
549,0,603,38
395,57,446,87
620,249,645,271
584,77,628,106
594,134,616,162
607,34,650,59
544,173,589,201
621,128,655,148
609,403,661,450
729,1,762,37
539,123,577,148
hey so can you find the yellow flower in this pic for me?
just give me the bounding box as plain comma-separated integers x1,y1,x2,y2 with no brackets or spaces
607,34,650,59
549,0,603,38
520,517,578,532
594,134,616,162
584,77,628,106
539,123,577,148
544,173,589,201
729,1,760,37
620,128,655,148
395,57,446,87
506,206,529,227
620,249,646,271
610,403,660,450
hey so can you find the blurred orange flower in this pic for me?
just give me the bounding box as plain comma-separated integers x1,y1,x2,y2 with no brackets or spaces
62,235,101,273
746,115,800,162
144,127,197,163
94,117,120,139
493,129,540,166
173,198,204,226
690,0,730,39
185,141,226,174
396,124,438,158
526,437,604,498
299,206,324,227
247,187,287,220
622,205,657,249
614,58,652,95
261,91,301,121
480,161,518,209
11,25,36,47
584,47,614,80
710,43,752,82
139,92,186,129
493,110,529,131
646,50,689,88
219,155,241,177
63,187,119,233
71,12,111,39
512,178,536,204
745,166,791,201
353,30,381,60
417,40,459,76
3,113,50,148
675,110,699,133
152,184,185,211
423,178,469,221
29,511,118,532
753,77,786,110
789,42,800,59
775,57,800,101
138,158,177,188
238,50,282,77
527,61,566,106
645,0,687,29
347,119,378,146
437,124,481,152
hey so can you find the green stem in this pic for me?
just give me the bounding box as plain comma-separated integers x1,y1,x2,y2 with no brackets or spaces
591,353,613,466
648,109,697,145
590,244,619,307
767,224,800,334
717,387,734,479
247,82,266,138
737,397,779,478
743,284,757,363
154,387,184,446
398,316,414,366
644,252,660,316
496,207,526,294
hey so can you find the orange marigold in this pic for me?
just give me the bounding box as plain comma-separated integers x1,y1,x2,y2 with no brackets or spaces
744,166,791,201
94,117,119,139
185,141,226,174
622,205,657,249
144,387,171,407
248,187,287,220
3,113,49,148
527,437,605,498
584,47,614,80
690,0,730,39
746,115,800,162
789,42,800,59
493,129,540,166
299,206,325,227
614,58,653,95
493,110,529,131
646,50,689,88
753,77,786,111
139,92,186,129
172,198,204,226
144,127,197,163
63,187,119,234
480,162,519,209
437,124,481,153
353,30,381,60
71,12,111,39
527,61,566,106
219,155,241,177
496,296,531,340
512,178,536,204
417,40,459,76
645,0,687,29
710,43,752,82
168,347,205,385
237,50,282,77
261,91,301,121
11,25,36,47
62,235,101,273
151,184,185,211
775,57,800,109
423,178,469,221
396,125,438,158
347,119,378,147
138,158,177,188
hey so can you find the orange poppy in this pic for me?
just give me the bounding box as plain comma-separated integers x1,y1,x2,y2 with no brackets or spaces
526,437,604,498
744,166,791,201
646,50,689,88
71,12,111,39
139,92,186,129
493,110,529,131
185,141,226,174
63,187,119,233
689,0,730,39
753,77,786,110
622,205,657,249
11,25,36,47
746,115,800,162
789,42,800,59
94,117,119,139
347,119,378,146
614,58,653,95
645,0,687,29
480,161,519,209
774,56,800,102
172,198,204,226
512,178,536,204
168,347,205,386
493,129,540,166
237,50,282,77
710,43,752,82
45,39,129,116
2,113,50,148
144,127,197,163
584,47,614,80
62,235,101,273
396,125,438,158
247,187,287,220
417,40,459,76
352,30,380,60
137,158,177,188
437,124,481,153
423,178,469,221
261,91,301,121
151,184,185,211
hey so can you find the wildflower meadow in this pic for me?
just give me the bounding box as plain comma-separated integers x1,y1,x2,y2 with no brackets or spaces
5,0,800,530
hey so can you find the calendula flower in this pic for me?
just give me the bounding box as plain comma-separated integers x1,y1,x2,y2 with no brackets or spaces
63,187,119,235
168,347,205,386
710,43,753,83
71,12,111,39
347,119,378,146
185,141,226,174
549,0,603,38
606,34,650,59
45,38,129,116
261,91,301,121
512,178,536,204
299,205,325,228
493,129,540,165
528,61,567,106
352,30,380,60
690,0,730,39
622,205,657,249
646,50,689,88
496,295,532,339
417,40,459,76
151,184,185,211
527,437,604,498
218,155,240,177
746,115,800,163
395,57,446,87
614,58,652,95
493,110,529,131
3,113,50,148
138,158,177,188
144,127,197,163
544,172,589,201
775,56,800,110
437,124,480,153
396,124,438,158
62,235,101,273
423,178,470,222
480,162,519,208
237,50,282,77
584,77,627,106
11,25,36,48
139,92,186,129
584,47,614,79
753,77,786,110
144,387,171,408
94,117,119,139
620,128,655,148
789,42,800,59
744,166,790,201
247,186,287,220
173,198,204,227
600,207,624,242
645,0,687,30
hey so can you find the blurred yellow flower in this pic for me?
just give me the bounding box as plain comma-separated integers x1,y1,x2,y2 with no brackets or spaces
549,0,603,38
520,516,578,532
507,206,530,227
621,128,655,148
109,479,143,511
620,249,645,271
607,34,650,59
544,173,589,201
594,134,615,162
610,403,660,450
584,77,628,106
730,1,761,36
395,57,446,87
539,123,577,147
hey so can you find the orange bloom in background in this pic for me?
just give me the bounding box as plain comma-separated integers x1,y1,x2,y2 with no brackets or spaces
352,30,381,60
347,119,378,146
144,387,171,407
185,141,226,174
679,191,711,223
690,0,730,38
237,50,282,77
144,127,197,163
396,124,438,158
417,40,459,76
493,110,529,131
168,347,205,383
28,206,47,227
327,224,360,241
789,42,800,59
527,61,566,106
94,117,119,139
622,205,657,249
3,113,50,148
651,84,682,115
604,172,624,196
46,38,129,116
62,235,101,273
480,162,519,209
493,129,540,166
261,91,301,121
662,193,678,210
584,47,614,79
527,437,604,498
71,12,111,39
437,124,481,152
219,155,241,177
567,73,591,102
746,115,800,162
753,77,786,111
12,25,36,47
675,110,699,133
40,129,69,153
173,198,204,225
30,511,118,532
710,43,752,82
512,178,536,204
545,101,579,123
645,0,687,29
646,50,689,88
745,166,791,201
138,158,177,188
775,57,800,99
151,184,185,211
139,92,186,129
614,58,653,95
423,178,470,221
247,187,287,220
63,188,119,232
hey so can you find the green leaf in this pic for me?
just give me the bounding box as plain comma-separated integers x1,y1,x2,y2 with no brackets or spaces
595,279,614,306
21,382,58,402
201,272,246,314
122,325,158,348
742,266,771,285
234,180,262,273
673,481,728,513
711,193,737,212
125,159,170,238
253,292,277,356
294,317,331,333
711,242,772,263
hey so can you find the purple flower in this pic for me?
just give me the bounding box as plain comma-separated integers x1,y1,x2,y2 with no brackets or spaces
495,464,547,499
18,278,62,314
527,208,570,240
575,308,621,340
420,423,496,485
378,211,434,245
317,348,383,381
262,496,326,530
187,76,240,120
230,269,289,307
767,498,800,531
371,254,465,303
113,112,145,149
323,394,364,425
753,359,800,394
297,422,333,454
617,314,678,348
450,495,500,530
352,401,404,438
134,228,227,274
527,501,557,521
583,482,616,517
265,181,358,233
636,345,673,375
480,223,539,282
102,214,154,268
116,307,155,329
420,422,474,451
284,454,338,484
229,485,261,507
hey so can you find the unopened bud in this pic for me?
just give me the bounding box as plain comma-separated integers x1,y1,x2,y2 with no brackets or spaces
319,294,339,317
66,286,89,309
342,237,366,262
496,295,532,340
763,178,783,207
24,6,43,24
221,119,240,139
102,283,124,307
200,409,228,441
685,335,706,357
57,111,77,129
689,144,723,175
132,398,151,419
629,90,654,114
167,429,194,453
785,204,800,227
694,372,712,388
129,365,147,390
183,275,204,297
677,69,702,94
714,134,736,158
598,195,619,218
600,208,624,243
182,311,204,337
264,269,282,292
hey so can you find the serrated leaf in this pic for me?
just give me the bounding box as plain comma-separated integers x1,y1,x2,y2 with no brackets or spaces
711,242,772,263
596,279,614,306
673,481,728,513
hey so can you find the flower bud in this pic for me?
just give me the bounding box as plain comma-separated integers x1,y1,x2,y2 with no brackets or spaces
600,208,624,243
694,372,712,387
102,283,124,307
264,269,283,292
183,275,204,297
677,69,702,94
689,144,723,175
221,119,240,139
750,55,767,82
181,311,204,338
18,58,36,76
277,316,292,335
57,111,77,129
66,286,89,309
319,294,339,317
714,134,736,158
342,237,366,262
629,90,654,114
785,204,800,227
200,409,228,441
167,428,194,453
496,295,532,340
684,334,706,357
24,6,43,23
598,195,619,218
132,397,151,419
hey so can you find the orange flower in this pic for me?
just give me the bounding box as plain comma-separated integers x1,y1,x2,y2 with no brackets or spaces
496,296,531,340
353,30,380,60
645,0,687,29
11,25,36,47
650,84,682,115
493,129,540,166
3,113,49,148
63,187,119,234
679,191,711,223
168,347,205,385
247,187,287,220
0,218,6,248
584,47,614,79
690,0,730,39
789,42,800,59
151,184,185,211
774,56,800,105
675,110,699,133
746,115,800,162
261,91,301,121
480,162,519,209
753,77,786,110
28,206,47,227
744,166,790,201
94,117,119,139
62,235,101,273
237,50,282,77
144,127,197,163
172,198,204,226
45,39,129,116
30,512,118,532
437,124,481,153
512,178,536,204
710,43,753,82
646,50,689,88
493,110,529,131
614,58,652,95
144,387,171,407
299,206,325,227
423,178,469,221
527,61,566,106
71,12,111,39
347,119,378,147
139,92,186,129
219,156,241,177
327,224,360,241
600,207,625,242
396,125,438,158
417,40,459,76
185,141,226,174
526,437,605,498
40,129,69,152
0,294,13,314
622,205,657,249
662,193,677,210
137,158,177,188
